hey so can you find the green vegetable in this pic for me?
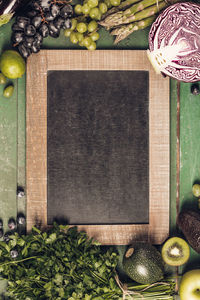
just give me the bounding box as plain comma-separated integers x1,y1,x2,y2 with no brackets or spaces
102,0,144,18
99,0,165,27
123,242,164,284
0,223,176,299
110,15,156,44
0,224,119,299
99,0,180,43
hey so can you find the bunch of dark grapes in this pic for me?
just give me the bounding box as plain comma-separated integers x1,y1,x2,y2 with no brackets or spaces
11,0,73,59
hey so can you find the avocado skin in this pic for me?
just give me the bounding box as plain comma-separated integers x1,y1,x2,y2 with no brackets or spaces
177,210,200,254
122,242,164,284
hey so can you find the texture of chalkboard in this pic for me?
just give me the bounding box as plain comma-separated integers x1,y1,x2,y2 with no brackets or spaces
47,70,149,225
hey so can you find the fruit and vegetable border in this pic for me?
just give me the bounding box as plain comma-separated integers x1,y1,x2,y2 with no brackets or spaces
0,0,200,299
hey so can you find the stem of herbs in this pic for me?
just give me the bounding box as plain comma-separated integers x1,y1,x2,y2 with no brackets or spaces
0,256,38,267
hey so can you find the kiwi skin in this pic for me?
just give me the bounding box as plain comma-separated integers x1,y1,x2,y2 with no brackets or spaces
161,237,190,267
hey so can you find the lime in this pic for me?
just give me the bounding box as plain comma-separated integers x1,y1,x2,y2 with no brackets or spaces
0,50,25,79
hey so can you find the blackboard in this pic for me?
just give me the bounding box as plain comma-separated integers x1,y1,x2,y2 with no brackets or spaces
26,50,170,245
47,70,149,225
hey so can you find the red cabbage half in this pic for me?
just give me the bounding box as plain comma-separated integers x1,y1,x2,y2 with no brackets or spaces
147,2,200,82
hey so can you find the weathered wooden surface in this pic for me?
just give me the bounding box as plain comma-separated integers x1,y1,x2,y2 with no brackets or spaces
0,12,199,286
26,50,169,245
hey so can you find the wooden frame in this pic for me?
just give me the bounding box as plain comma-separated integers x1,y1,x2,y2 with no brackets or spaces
26,50,170,245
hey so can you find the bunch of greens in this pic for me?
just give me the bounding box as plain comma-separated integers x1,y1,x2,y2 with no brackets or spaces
0,224,120,299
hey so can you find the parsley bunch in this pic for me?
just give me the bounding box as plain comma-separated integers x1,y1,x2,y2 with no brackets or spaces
0,224,120,299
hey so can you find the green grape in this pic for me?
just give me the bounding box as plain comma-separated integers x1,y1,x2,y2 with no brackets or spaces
88,0,99,8
79,40,85,47
99,2,107,13
83,36,92,48
87,41,96,50
76,22,87,33
0,73,6,84
110,0,121,6
90,31,100,41
74,4,83,14
90,7,102,20
71,18,78,30
82,4,91,14
70,32,79,44
96,10,102,20
88,20,98,32
76,32,84,42
3,85,14,98
192,184,200,197
64,29,72,37
89,7,100,19
104,0,112,8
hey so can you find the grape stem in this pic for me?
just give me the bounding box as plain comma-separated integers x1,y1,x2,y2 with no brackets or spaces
39,7,48,24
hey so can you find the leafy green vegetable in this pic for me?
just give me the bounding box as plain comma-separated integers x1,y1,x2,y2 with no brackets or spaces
0,223,176,299
0,224,120,299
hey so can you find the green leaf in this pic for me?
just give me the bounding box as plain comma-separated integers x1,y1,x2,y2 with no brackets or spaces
17,238,25,247
45,233,57,244
21,246,28,256
54,273,63,285
32,226,41,234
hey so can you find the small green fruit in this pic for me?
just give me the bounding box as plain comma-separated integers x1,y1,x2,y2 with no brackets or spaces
192,184,200,197
3,85,14,98
0,73,6,84
0,50,25,79
179,269,200,300
123,242,164,284
161,237,190,266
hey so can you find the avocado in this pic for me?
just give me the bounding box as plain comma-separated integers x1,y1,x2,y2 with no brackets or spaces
177,210,200,253
122,242,164,284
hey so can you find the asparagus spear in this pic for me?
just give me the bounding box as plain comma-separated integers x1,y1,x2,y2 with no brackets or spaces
111,15,156,44
102,0,141,19
100,0,179,28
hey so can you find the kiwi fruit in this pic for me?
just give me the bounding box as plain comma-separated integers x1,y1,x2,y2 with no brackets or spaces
161,237,190,266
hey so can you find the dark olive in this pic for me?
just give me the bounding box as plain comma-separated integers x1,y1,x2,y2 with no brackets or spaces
32,16,42,29
10,249,19,259
191,84,199,95
18,43,32,59
17,214,26,225
24,24,36,36
8,218,16,230
17,186,25,197
12,31,24,44
50,4,60,18
39,23,49,38
16,16,30,30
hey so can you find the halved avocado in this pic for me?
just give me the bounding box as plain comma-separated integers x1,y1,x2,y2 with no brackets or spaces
161,237,190,266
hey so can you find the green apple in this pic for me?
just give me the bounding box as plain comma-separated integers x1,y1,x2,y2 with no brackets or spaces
179,269,200,300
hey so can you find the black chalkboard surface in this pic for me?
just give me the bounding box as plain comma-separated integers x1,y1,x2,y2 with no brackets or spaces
47,70,149,225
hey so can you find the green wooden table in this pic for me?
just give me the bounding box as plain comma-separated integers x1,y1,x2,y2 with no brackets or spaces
0,16,200,296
